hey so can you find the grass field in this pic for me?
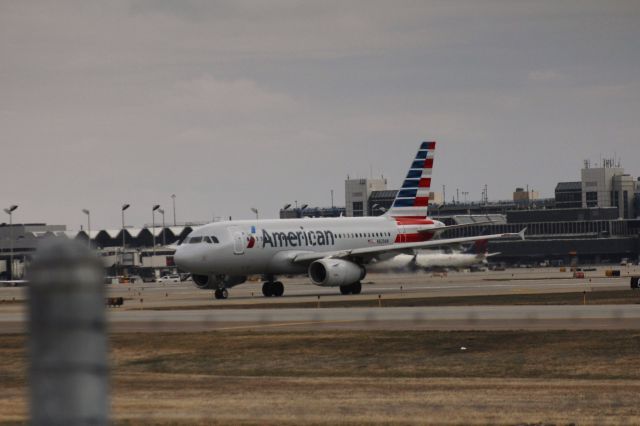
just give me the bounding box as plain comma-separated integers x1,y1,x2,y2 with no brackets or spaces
2,330,640,424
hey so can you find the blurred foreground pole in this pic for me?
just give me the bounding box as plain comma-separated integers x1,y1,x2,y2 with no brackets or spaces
28,239,109,425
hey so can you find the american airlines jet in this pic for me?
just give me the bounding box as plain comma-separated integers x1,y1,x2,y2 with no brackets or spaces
173,142,524,299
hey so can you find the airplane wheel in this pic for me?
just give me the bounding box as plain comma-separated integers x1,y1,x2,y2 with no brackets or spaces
262,282,273,297
340,285,351,295
220,289,228,299
214,289,222,299
351,282,362,295
273,281,284,297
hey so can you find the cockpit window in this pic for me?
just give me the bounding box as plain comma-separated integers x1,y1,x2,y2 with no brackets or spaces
211,236,219,243
189,236,203,244
203,236,212,243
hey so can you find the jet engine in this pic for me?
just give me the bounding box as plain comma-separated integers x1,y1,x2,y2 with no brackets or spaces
308,259,365,287
192,274,213,289
192,274,247,289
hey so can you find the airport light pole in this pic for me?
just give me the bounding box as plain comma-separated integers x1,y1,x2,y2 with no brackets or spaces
158,208,166,246
82,209,91,249
152,205,160,274
121,204,130,274
250,207,259,221
3,205,18,280
171,194,176,226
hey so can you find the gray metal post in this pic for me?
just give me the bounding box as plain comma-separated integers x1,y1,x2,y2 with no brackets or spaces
9,211,13,279
121,204,130,275
4,205,17,279
28,239,108,425
152,204,160,277
158,208,166,246
171,194,176,226
152,210,156,261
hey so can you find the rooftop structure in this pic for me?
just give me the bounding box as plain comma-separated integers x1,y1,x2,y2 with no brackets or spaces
345,177,387,217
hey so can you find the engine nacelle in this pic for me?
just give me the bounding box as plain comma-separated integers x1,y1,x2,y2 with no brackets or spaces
308,259,365,287
192,274,213,289
192,274,247,290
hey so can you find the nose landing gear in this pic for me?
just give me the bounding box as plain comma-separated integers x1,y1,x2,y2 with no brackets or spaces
262,281,284,297
214,288,229,299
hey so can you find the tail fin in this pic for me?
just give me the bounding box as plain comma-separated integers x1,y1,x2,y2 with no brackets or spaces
465,239,488,255
464,228,489,255
386,141,436,219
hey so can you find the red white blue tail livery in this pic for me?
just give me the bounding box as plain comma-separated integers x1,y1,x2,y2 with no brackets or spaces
387,141,435,219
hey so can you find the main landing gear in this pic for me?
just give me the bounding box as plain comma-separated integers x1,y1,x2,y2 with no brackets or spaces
262,281,284,297
214,288,229,300
339,282,362,295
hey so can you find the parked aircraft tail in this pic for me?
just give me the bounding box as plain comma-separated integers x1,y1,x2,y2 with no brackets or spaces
464,238,489,256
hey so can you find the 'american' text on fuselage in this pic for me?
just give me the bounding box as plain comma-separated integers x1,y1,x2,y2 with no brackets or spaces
262,229,335,248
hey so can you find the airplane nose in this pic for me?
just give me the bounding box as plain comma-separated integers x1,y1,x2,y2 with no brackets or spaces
173,247,188,270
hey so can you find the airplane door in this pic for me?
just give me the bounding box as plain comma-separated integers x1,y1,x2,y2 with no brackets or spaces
230,227,244,255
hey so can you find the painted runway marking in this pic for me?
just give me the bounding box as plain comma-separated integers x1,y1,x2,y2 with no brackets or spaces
212,319,359,331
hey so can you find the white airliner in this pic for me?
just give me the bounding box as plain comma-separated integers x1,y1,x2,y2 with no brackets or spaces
174,142,524,299
369,239,500,272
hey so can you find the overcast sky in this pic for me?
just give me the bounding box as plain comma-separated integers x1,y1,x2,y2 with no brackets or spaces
1,1,639,229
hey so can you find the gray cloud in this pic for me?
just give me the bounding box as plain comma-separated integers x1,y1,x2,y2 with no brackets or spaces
1,1,639,228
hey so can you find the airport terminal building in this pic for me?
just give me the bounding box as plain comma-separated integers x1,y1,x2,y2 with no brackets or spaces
282,160,640,265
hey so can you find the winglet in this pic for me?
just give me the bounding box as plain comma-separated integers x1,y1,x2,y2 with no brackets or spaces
518,228,527,241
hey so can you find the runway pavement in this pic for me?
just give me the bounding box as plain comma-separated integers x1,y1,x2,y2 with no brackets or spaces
1,267,638,333
1,304,640,333
107,266,638,309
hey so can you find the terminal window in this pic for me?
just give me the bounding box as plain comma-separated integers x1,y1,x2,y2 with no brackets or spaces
586,191,598,207
352,201,363,217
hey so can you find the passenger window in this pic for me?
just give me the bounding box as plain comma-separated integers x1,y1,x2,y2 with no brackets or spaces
211,236,219,243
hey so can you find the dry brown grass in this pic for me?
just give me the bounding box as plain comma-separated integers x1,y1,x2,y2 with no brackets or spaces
3,330,640,425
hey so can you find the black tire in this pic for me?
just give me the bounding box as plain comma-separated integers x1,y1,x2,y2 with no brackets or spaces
351,282,362,295
340,285,351,295
273,281,284,297
262,282,273,297
214,289,222,299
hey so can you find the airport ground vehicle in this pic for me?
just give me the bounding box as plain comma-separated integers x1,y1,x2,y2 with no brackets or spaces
157,274,181,283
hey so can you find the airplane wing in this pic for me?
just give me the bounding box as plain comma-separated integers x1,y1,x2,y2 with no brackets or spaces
417,221,496,234
292,228,526,264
